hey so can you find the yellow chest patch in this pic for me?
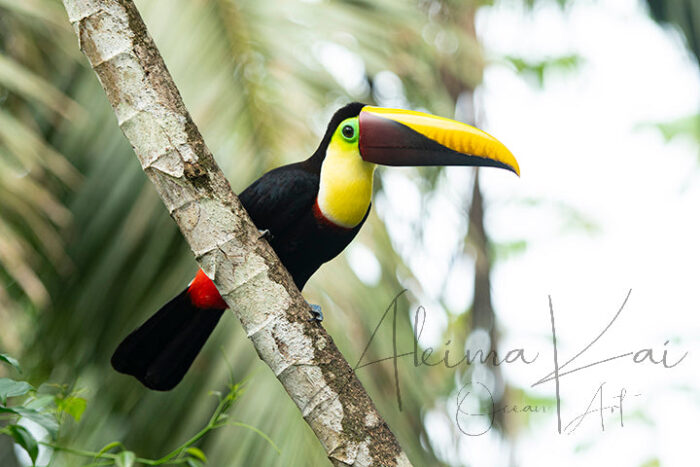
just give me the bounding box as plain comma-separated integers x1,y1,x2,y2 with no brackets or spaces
317,141,376,229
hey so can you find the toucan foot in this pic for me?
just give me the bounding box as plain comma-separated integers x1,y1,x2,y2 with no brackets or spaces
258,229,273,241
307,303,323,322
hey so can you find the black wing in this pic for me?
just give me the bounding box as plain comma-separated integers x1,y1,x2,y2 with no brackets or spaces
238,163,319,235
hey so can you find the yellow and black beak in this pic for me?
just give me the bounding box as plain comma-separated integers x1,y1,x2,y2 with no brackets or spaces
358,106,520,176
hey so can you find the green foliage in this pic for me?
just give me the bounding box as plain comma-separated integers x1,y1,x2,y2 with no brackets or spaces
7,424,39,465
184,447,207,464
0,406,58,438
503,54,582,88
0,0,80,315
55,395,87,423
639,114,700,167
0,353,59,464
645,114,700,146
640,457,660,467
491,239,528,262
114,451,136,467
0,353,22,373
0,354,268,466
0,378,33,404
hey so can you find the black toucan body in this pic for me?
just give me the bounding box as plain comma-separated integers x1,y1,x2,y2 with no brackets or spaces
111,102,520,390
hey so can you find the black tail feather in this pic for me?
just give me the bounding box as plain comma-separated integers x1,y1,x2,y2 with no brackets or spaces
111,290,224,391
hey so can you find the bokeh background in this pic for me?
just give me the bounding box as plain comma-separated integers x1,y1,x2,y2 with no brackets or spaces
1,0,698,465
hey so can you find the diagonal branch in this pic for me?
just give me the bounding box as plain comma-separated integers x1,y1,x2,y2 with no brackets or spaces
59,1,411,465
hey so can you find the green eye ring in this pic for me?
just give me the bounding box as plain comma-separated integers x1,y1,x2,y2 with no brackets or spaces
339,118,359,143
342,125,354,139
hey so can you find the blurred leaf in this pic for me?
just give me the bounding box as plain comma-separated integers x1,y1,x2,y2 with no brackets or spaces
643,113,700,146
0,53,84,120
0,0,67,26
115,451,135,467
0,378,32,404
56,396,87,422
25,394,55,410
503,54,582,88
0,406,58,437
0,108,80,185
185,447,207,463
640,458,660,467
0,220,51,307
492,239,528,262
7,424,39,465
0,353,21,373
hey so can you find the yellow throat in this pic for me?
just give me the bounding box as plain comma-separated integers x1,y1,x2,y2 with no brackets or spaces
317,121,376,229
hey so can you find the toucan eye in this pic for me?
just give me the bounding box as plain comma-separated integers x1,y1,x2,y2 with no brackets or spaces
342,125,355,139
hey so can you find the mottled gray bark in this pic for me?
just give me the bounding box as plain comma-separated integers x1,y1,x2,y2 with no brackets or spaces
59,1,410,465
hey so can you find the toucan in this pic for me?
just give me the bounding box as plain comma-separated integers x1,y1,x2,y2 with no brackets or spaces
111,102,520,390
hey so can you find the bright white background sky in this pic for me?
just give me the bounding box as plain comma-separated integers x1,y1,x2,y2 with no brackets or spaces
480,0,696,465
369,0,700,465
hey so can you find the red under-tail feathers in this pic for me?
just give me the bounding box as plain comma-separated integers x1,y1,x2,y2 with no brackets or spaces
111,270,228,391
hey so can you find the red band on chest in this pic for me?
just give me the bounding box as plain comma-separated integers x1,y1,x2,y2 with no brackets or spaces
312,199,353,231
188,269,228,310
